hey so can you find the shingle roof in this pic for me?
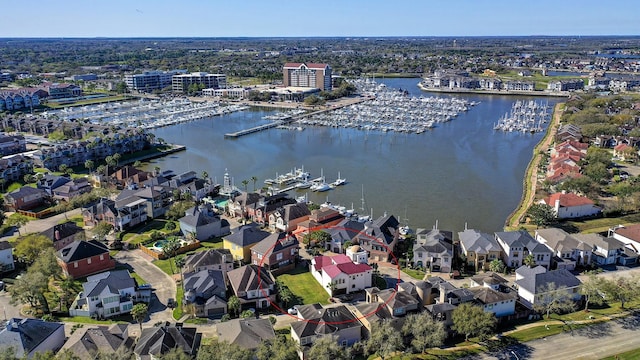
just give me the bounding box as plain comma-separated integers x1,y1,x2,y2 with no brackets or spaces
0,318,64,358
227,265,275,295
183,269,226,296
83,270,136,297
215,318,275,349
62,325,132,358
224,224,270,247
292,304,361,338
42,221,84,242
57,240,109,263
470,286,518,305
515,268,581,294
134,324,199,357
458,229,501,254
184,249,232,269
250,232,298,256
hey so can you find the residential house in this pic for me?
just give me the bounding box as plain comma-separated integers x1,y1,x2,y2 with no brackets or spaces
0,318,65,358
215,318,276,350
0,155,32,184
495,230,553,269
42,221,86,251
227,264,276,309
269,202,311,232
355,214,400,263
514,266,582,309
353,283,420,338
539,191,602,219
468,273,518,317
311,254,372,295
179,204,230,241
112,166,151,189
613,143,635,161
5,186,49,211
52,177,92,201
83,197,147,232
535,228,592,270
223,224,270,263
365,286,420,317
291,304,363,359
250,232,299,274
0,241,14,273
573,233,626,266
458,228,503,271
116,185,172,219
228,192,262,219
68,270,151,319
0,134,26,156
177,177,215,202
36,174,71,196
555,123,582,143
183,269,227,318
425,302,456,331
82,198,118,229
345,244,368,264
251,193,297,224
609,224,640,264
293,207,345,235
134,323,201,360
183,249,234,275
56,240,116,279
61,324,134,359
412,225,453,272
324,218,364,254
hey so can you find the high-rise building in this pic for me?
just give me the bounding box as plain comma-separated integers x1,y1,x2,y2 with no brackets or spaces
171,72,227,93
124,70,186,93
283,63,332,91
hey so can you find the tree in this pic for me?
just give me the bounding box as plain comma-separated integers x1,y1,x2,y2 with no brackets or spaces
105,155,116,175
365,320,403,359
164,221,177,232
526,203,556,228
523,254,536,268
601,276,639,309
115,82,128,94
14,233,53,264
240,309,254,319
6,213,30,235
256,335,299,360
92,221,114,241
452,303,496,341
58,164,69,174
96,164,106,176
9,271,50,313
307,335,349,360
581,275,606,312
166,200,196,221
202,171,208,181
402,312,446,354
241,179,249,191
157,347,191,360
199,341,254,360
489,259,506,273
228,296,241,317
133,160,142,168
533,283,577,318
131,303,148,331
84,159,94,174
175,255,186,287
113,153,121,167
251,176,258,191
30,248,61,279
302,230,332,248
162,238,181,274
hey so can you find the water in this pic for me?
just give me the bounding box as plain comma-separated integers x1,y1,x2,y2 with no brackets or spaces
147,78,559,234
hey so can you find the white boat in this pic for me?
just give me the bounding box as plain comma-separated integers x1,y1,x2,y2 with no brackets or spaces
314,182,332,192
296,181,312,189
332,172,346,186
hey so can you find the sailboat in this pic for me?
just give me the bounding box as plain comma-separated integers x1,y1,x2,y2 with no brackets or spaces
332,171,346,187
357,185,371,222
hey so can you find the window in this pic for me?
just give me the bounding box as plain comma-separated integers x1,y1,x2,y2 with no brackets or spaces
276,253,283,261
87,258,92,264
99,254,104,261
74,261,78,268
537,254,544,261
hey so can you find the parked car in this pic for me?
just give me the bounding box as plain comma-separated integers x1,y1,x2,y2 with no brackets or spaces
167,298,176,308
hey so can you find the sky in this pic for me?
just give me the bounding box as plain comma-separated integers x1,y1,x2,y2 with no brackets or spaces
0,0,638,38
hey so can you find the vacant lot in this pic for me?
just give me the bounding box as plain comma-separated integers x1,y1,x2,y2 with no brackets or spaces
277,268,330,306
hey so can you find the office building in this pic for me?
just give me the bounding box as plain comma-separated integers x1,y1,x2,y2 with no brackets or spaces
283,63,332,91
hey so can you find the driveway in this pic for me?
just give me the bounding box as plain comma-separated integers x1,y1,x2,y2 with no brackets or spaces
114,250,175,323
19,208,82,234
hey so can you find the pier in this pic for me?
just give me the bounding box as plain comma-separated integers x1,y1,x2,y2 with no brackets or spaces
223,96,373,138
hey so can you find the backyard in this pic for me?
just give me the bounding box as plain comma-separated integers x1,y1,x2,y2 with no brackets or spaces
277,267,330,306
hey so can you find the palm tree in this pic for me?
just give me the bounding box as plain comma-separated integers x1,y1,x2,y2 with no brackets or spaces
96,165,106,177
202,171,209,181
131,303,148,331
154,165,161,176
113,153,122,167
523,254,536,268
241,179,249,191
175,255,186,287
162,238,181,274
251,176,258,191
105,156,115,175
84,159,94,174
228,295,241,318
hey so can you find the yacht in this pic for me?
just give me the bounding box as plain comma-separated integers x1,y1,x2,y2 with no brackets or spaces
332,172,346,186
296,181,312,189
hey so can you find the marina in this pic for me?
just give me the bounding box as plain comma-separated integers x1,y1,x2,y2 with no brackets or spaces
493,100,551,133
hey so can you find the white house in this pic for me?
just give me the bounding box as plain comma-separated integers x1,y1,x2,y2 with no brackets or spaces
69,270,151,319
495,231,552,269
311,254,372,295
610,224,640,252
345,245,368,264
514,266,582,309
539,191,602,219
574,233,625,266
535,228,593,270
0,241,14,273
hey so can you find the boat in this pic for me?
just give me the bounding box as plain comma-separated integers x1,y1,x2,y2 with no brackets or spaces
332,172,346,186
314,182,332,192
296,181,312,189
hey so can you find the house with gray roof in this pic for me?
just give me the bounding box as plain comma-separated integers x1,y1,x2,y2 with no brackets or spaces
183,269,227,318
325,218,364,254
365,287,420,317
183,248,233,275
458,228,502,271
250,232,299,275
5,186,49,211
223,224,271,263
292,304,363,358
535,228,593,270
268,202,310,232
469,273,518,317
179,204,230,241
413,225,453,272
356,214,400,263
0,318,65,358
215,318,275,350
42,221,85,251
495,230,552,269
228,191,262,219
56,240,115,279
61,324,134,359
68,270,150,319
573,233,626,266
134,323,201,360
227,264,276,309
514,266,582,308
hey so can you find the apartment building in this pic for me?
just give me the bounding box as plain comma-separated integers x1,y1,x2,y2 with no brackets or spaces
172,72,227,93
283,63,332,91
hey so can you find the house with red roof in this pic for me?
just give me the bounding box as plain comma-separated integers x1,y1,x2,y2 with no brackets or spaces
311,254,372,295
539,191,602,219
613,143,636,161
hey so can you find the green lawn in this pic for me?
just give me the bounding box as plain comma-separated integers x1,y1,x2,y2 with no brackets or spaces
278,269,330,305
57,316,125,324
601,349,640,360
173,285,184,320
402,268,426,280
59,215,84,227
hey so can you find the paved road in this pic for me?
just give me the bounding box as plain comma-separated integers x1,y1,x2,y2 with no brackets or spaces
114,250,176,323
20,208,82,234
0,288,24,320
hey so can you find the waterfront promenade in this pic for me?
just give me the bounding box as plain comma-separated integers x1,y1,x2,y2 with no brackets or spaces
417,82,570,98
505,102,564,229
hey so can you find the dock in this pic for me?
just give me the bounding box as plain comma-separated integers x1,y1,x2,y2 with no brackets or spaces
224,96,373,139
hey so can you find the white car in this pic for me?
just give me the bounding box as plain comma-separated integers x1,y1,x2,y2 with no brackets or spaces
287,305,299,315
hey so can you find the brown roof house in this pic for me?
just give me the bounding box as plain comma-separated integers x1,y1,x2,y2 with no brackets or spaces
5,186,49,211
268,202,310,233
134,323,201,360
539,191,602,220
42,221,86,251
61,324,134,359
250,232,299,275
227,264,276,310
215,318,275,350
